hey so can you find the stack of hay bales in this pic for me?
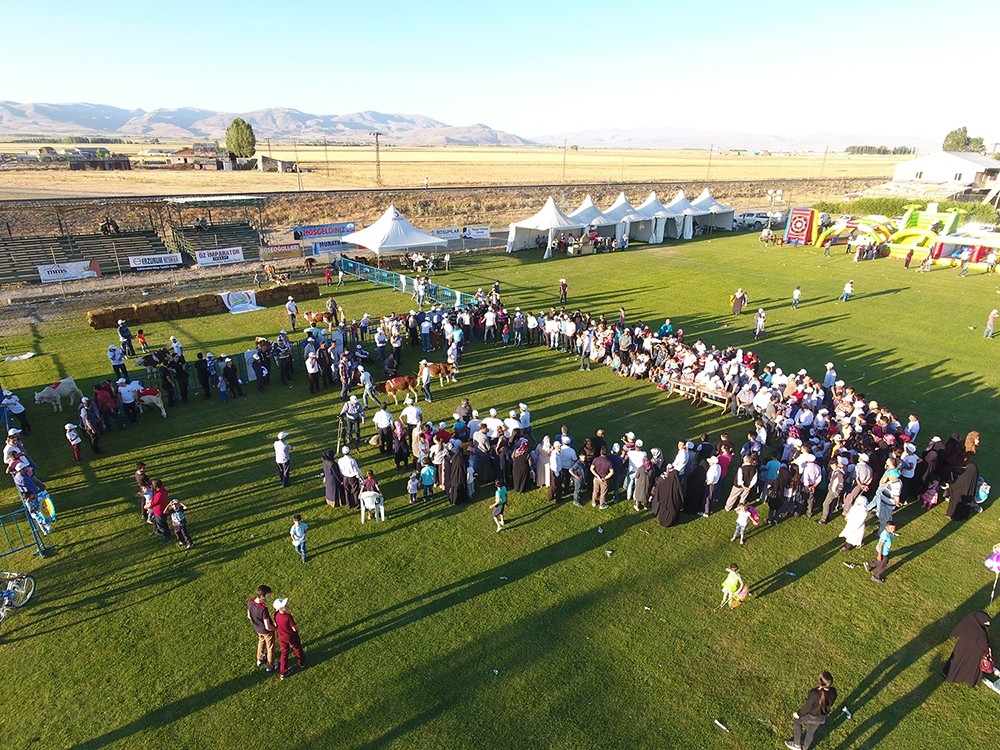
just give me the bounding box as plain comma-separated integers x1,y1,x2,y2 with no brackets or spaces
87,281,321,329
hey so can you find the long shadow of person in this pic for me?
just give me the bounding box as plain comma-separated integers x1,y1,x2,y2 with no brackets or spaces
754,536,844,599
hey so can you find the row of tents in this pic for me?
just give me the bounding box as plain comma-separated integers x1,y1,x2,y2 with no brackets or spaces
328,189,735,259
505,189,735,254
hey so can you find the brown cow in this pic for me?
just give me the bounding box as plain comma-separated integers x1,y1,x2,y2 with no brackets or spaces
303,311,334,329
420,362,458,387
383,376,418,405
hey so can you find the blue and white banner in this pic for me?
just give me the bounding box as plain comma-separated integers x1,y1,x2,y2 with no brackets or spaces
431,227,461,240
220,290,263,314
294,222,356,241
311,240,344,255
462,225,491,240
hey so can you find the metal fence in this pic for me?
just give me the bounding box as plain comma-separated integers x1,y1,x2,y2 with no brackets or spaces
339,258,466,307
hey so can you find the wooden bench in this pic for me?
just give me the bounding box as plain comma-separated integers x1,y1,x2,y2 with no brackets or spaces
665,378,699,401
698,387,733,415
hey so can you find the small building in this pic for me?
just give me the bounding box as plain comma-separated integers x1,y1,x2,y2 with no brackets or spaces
892,151,1000,201
168,143,225,170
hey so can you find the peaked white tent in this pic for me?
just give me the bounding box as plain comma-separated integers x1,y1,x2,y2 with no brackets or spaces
568,195,613,226
339,204,446,256
692,188,735,231
634,191,675,243
505,196,588,258
602,192,646,245
663,190,708,240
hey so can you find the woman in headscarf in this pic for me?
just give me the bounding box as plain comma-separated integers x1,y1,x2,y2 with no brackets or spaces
943,610,992,687
510,437,531,493
918,436,945,494
392,420,409,469
322,449,346,507
533,436,552,490
650,464,683,528
838,486,868,551
495,429,511,488
632,452,661,512
683,458,708,515
946,431,981,521
446,444,468,504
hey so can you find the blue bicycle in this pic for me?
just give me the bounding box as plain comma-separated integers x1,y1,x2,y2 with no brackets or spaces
0,572,36,625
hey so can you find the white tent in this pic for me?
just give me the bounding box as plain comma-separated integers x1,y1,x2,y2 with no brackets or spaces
505,196,588,258
602,192,646,246
692,188,735,231
339,204,446,255
663,190,708,240
634,191,676,243
568,195,614,226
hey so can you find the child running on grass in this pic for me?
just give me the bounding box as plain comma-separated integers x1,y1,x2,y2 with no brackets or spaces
730,502,759,545
166,498,193,549
490,480,507,532
290,513,308,563
718,563,745,609
407,471,420,504
272,597,307,680
420,458,435,500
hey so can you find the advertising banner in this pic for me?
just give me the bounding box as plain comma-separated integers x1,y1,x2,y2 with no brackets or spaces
37,259,101,284
127,253,183,269
431,227,461,240
461,225,491,240
195,247,245,266
220,290,264,314
293,222,356,240
259,243,302,260
311,240,344,256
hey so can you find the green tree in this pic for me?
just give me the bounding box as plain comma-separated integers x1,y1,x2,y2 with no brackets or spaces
225,117,257,158
942,126,986,154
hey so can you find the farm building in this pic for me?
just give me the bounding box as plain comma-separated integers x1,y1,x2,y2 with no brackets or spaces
891,151,1000,203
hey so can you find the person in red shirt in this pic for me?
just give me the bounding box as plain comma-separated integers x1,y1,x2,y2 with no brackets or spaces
146,479,172,541
272,597,307,680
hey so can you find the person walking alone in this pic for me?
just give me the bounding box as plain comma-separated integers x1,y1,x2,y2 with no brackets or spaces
274,431,292,487
984,309,998,339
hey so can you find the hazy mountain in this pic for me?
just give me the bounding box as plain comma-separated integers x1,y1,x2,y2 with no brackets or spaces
0,101,533,147
531,126,938,153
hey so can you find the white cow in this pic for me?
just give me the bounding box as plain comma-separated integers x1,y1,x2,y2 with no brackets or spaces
34,377,85,412
136,387,167,418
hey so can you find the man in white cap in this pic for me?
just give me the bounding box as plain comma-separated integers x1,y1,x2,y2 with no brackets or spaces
339,395,365,447
274,432,292,487
625,439,647,505
400,397,423,440
116,377,140,425
818,455,849,524
359,365,377,407
222,357,244,398
517,403,533,442
337,446,362,508
304,352,321,394
418,359,433,403
1,390,31,434
107,343,128,380
372,401,394,454
503,410,521,436
703,455,722,517
482,408,503,441
285,296,298,331
116,319,135,356
78,397,102,454
800,453,823,517
275,331,294,384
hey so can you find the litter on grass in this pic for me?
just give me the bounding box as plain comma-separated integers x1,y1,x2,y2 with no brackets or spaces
605,550,614,557
843,563,856,569
598,526,604,534
713,719,730,732
785,571,797,577
643,606,652,611
842,706,852,719
499,576,508,580
492,669,499,676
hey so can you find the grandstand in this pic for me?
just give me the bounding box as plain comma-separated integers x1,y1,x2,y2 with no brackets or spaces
68,231,173,274
168,221,263,263
0,235,72,284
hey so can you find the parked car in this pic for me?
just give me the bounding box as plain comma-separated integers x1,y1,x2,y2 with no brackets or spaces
735,211,771,230
767,211,787,228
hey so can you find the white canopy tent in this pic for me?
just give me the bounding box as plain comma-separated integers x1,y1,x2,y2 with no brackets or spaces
568,195,614,227
663,190,708,240
505,196,588,258
339,204,446,255
692,188,735,231
602,192,646,246
634,191,676,243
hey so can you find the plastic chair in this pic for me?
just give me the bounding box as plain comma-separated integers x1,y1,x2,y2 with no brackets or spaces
360,491,385,523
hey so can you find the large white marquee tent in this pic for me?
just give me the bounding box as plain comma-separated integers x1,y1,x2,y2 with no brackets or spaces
568,195,613,227
602,192,646,246
634,191,674,243
692,188,735,231
662,190,708,240
339,205,446,256
505,196,588,257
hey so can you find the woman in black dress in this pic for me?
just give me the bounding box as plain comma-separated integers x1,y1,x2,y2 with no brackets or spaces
392,420,409,469
946,431,981,520
510,437,531,493
446,445,468,504
650,465,683,528
322,449,346,507
943,610,993,687
683,459,707,515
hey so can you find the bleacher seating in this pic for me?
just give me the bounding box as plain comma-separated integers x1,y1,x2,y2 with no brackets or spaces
66,231,173,275
170,222,262,263
0,236,73,285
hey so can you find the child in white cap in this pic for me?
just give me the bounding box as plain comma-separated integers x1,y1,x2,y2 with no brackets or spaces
272,598,307,680
65,423,82,462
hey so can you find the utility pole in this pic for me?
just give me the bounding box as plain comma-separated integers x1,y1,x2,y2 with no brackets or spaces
266,138,272,158
706,144,714,183
370,131,384,186
819,145,829,178
323,136,330,179
562,139,567,182
292,139,303,192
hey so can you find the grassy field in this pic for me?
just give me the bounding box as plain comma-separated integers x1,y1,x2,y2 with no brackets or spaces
0,144,898,199
1,235,998,749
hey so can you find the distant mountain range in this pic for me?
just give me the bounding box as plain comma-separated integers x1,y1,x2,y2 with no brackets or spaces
0,102,532,147
0,101,938,152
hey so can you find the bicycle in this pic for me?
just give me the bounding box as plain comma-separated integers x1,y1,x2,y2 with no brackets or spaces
0,571,36,625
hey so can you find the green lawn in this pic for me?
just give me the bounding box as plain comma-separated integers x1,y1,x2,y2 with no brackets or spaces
2,234,999,749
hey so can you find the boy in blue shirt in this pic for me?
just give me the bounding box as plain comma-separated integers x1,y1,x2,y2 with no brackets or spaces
865,521,895,584
490,480,507,532
420,458,436,500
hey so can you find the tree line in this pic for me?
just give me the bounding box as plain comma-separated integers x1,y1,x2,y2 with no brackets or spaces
845,145,917,155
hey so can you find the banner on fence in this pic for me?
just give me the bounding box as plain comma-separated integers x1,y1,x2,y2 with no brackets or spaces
294,222,356,241
431,227,460,241
127,253,183,269
195,247,245,266
462,225,491,240
220,290,264,314
259,243,302,260
37,259,101,284
311,240,345,256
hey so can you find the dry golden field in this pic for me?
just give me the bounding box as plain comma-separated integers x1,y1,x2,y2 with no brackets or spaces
0,142,900,200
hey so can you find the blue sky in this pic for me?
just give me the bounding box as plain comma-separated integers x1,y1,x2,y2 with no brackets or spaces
2,0,998,144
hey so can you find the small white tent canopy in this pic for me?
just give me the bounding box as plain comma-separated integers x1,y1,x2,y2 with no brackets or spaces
692,188,735,231
603,192,646,245
663,190,708,240
339,204,446,255
634,191,675,243
505,196,588,258
568,195,614,226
